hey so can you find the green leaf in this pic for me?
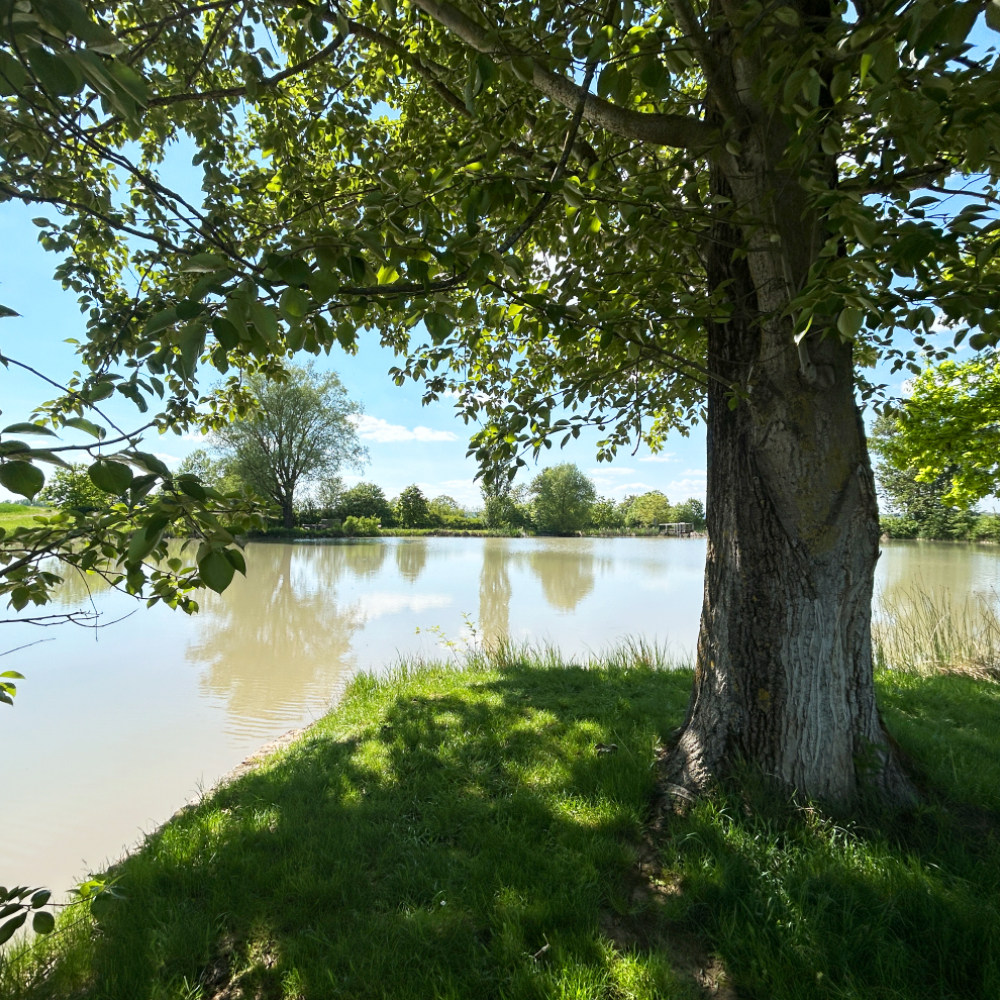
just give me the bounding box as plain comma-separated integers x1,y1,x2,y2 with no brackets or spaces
31,911,54,934
211,317,241,351
129,452,170,477
176,322,206,380
129,473,158,505
183,253,229,273
106,59,149,107
0,671,25,679
279,287,309,320
176,477,207,501
249,302,279,343
0,911,26,945
988,1,1000,33
26,48,82,96
198,549,235,593
224,546,247,575
145,308,177,335
511,56,534,82
127,524,162,565
63,417,105,439
0,461,44,499
837,307,865,339
29,890,50,909
0,52,27,96
2,423,55,437
88,459,133,495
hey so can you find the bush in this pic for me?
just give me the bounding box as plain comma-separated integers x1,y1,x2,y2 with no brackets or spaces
973,513,1000,542
334,482,395,525
343,515,380,537
395,485,430,527
880,515,919,539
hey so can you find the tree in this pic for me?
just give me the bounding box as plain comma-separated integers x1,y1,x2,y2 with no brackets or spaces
6,0,999,803
529,463,596,535
481,484,532,530
395,484,431,527
334,483,395,525
672,498,706,531
211,365,366,528
624,491,672,528
591,497,626,531
36,464,112,512
879,355,1000,509
871,415,978,539
177,449,245,495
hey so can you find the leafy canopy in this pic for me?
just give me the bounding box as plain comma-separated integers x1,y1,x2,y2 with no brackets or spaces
1,0,999,606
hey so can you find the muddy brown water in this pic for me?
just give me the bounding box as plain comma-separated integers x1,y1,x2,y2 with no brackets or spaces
1,536,995,895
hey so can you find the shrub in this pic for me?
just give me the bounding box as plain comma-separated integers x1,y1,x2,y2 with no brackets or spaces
343,515,380,537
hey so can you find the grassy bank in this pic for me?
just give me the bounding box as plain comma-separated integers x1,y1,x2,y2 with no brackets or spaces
0,504,51,531
5,642,1000,1000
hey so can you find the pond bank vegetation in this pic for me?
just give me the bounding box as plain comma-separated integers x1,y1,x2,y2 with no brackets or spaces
4,608,1000,999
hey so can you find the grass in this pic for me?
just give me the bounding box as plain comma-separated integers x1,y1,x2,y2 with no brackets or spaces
0,504,51,531
874,585,1000,680
4,637,1000,1000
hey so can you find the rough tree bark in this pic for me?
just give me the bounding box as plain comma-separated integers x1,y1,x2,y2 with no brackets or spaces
664,166,915,804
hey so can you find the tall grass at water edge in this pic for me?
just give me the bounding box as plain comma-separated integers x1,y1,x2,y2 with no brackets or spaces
873,585,1000,679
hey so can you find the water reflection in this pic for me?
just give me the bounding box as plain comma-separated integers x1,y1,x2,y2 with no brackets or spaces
189,543,373,734
527,541,600,612
479,539,511,641
395,539,428,583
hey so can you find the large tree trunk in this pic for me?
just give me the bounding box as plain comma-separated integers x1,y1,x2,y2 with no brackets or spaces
665,159,915,805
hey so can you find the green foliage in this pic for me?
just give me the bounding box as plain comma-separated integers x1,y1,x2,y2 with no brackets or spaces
529,463,596,535
671,498,705,530
334,483,395,526
177,449,243,494
342,515,380,537
590,496,626,530
6,649,1000,999
394,484,430,528
882,356,1000,508
624,491,672,528
872,415,980,539
210,365,366,528
481,484,532,531
35,464,108,511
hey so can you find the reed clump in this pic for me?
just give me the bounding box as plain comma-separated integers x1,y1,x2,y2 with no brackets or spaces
873,585,1000,681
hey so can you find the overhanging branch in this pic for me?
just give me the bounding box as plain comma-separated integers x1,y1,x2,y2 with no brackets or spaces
408,0,717,149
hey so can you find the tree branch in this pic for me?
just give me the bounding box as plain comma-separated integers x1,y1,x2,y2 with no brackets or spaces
408,0,716,149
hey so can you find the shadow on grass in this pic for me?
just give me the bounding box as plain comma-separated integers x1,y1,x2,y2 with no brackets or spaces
9,658,1000,1000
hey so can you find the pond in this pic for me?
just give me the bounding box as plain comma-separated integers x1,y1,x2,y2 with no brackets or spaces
3,536,999,896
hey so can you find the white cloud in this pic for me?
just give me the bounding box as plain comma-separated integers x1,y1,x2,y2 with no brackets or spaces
609,481,655,495
588,467,634,476
155,453,182,468
181,431,210,443
639,453,676,463
349,415,458,443
680,469,707,477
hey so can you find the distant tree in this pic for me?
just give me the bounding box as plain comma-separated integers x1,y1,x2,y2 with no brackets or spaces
482,483,532,530
591,497,625,531
871,416,977,541
672,499,706,531
335,483,395,526
178,449,244,494
879,356,1000,509
212,365,366,528
36,464,115,512
428,495,465,525
396,485,431,528
529,464,596,535
624,492,672,528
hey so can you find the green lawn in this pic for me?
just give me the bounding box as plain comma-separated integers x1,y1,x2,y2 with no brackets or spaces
4,650,1000,999
0,505,51,531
